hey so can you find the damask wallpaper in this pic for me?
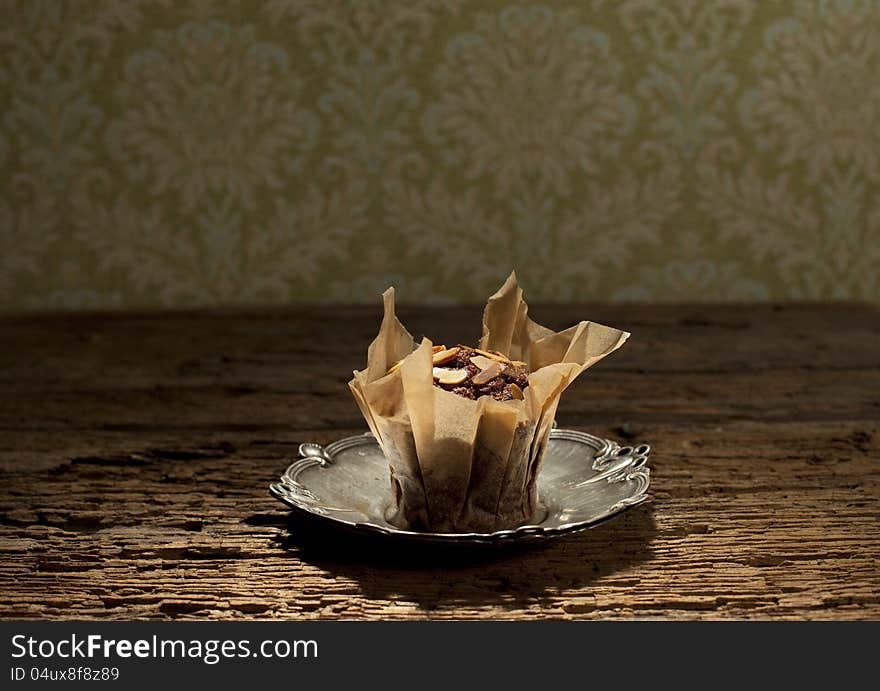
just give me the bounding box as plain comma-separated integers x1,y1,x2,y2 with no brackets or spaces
1,0,878,311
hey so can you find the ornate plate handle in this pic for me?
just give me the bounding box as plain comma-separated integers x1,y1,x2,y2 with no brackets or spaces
591,441,652,483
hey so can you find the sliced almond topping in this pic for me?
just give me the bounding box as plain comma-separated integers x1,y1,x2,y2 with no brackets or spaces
469,355,496,371
471,361,503,385
433,367,469,385
432,346,460,366
474,348,510,364
508,382,524,400
431,344,446,353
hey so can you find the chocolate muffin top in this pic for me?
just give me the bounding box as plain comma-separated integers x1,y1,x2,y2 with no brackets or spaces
429,344,529,401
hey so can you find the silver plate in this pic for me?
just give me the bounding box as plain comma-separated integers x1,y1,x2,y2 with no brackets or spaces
270,428,651,546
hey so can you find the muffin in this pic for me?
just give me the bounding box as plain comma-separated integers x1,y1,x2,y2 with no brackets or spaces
349,272,629,533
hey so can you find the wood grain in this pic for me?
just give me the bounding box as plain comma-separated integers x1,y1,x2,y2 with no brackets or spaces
0,304,877,620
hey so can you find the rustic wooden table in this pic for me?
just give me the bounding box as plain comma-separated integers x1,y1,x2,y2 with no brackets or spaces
0,304,877,620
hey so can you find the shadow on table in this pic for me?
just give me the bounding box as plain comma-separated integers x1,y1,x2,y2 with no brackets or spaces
272,504,657,611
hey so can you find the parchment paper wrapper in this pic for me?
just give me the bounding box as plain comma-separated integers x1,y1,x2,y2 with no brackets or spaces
349,272,629,532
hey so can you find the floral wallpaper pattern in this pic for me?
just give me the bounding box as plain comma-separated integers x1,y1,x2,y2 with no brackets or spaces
0,0,877,310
